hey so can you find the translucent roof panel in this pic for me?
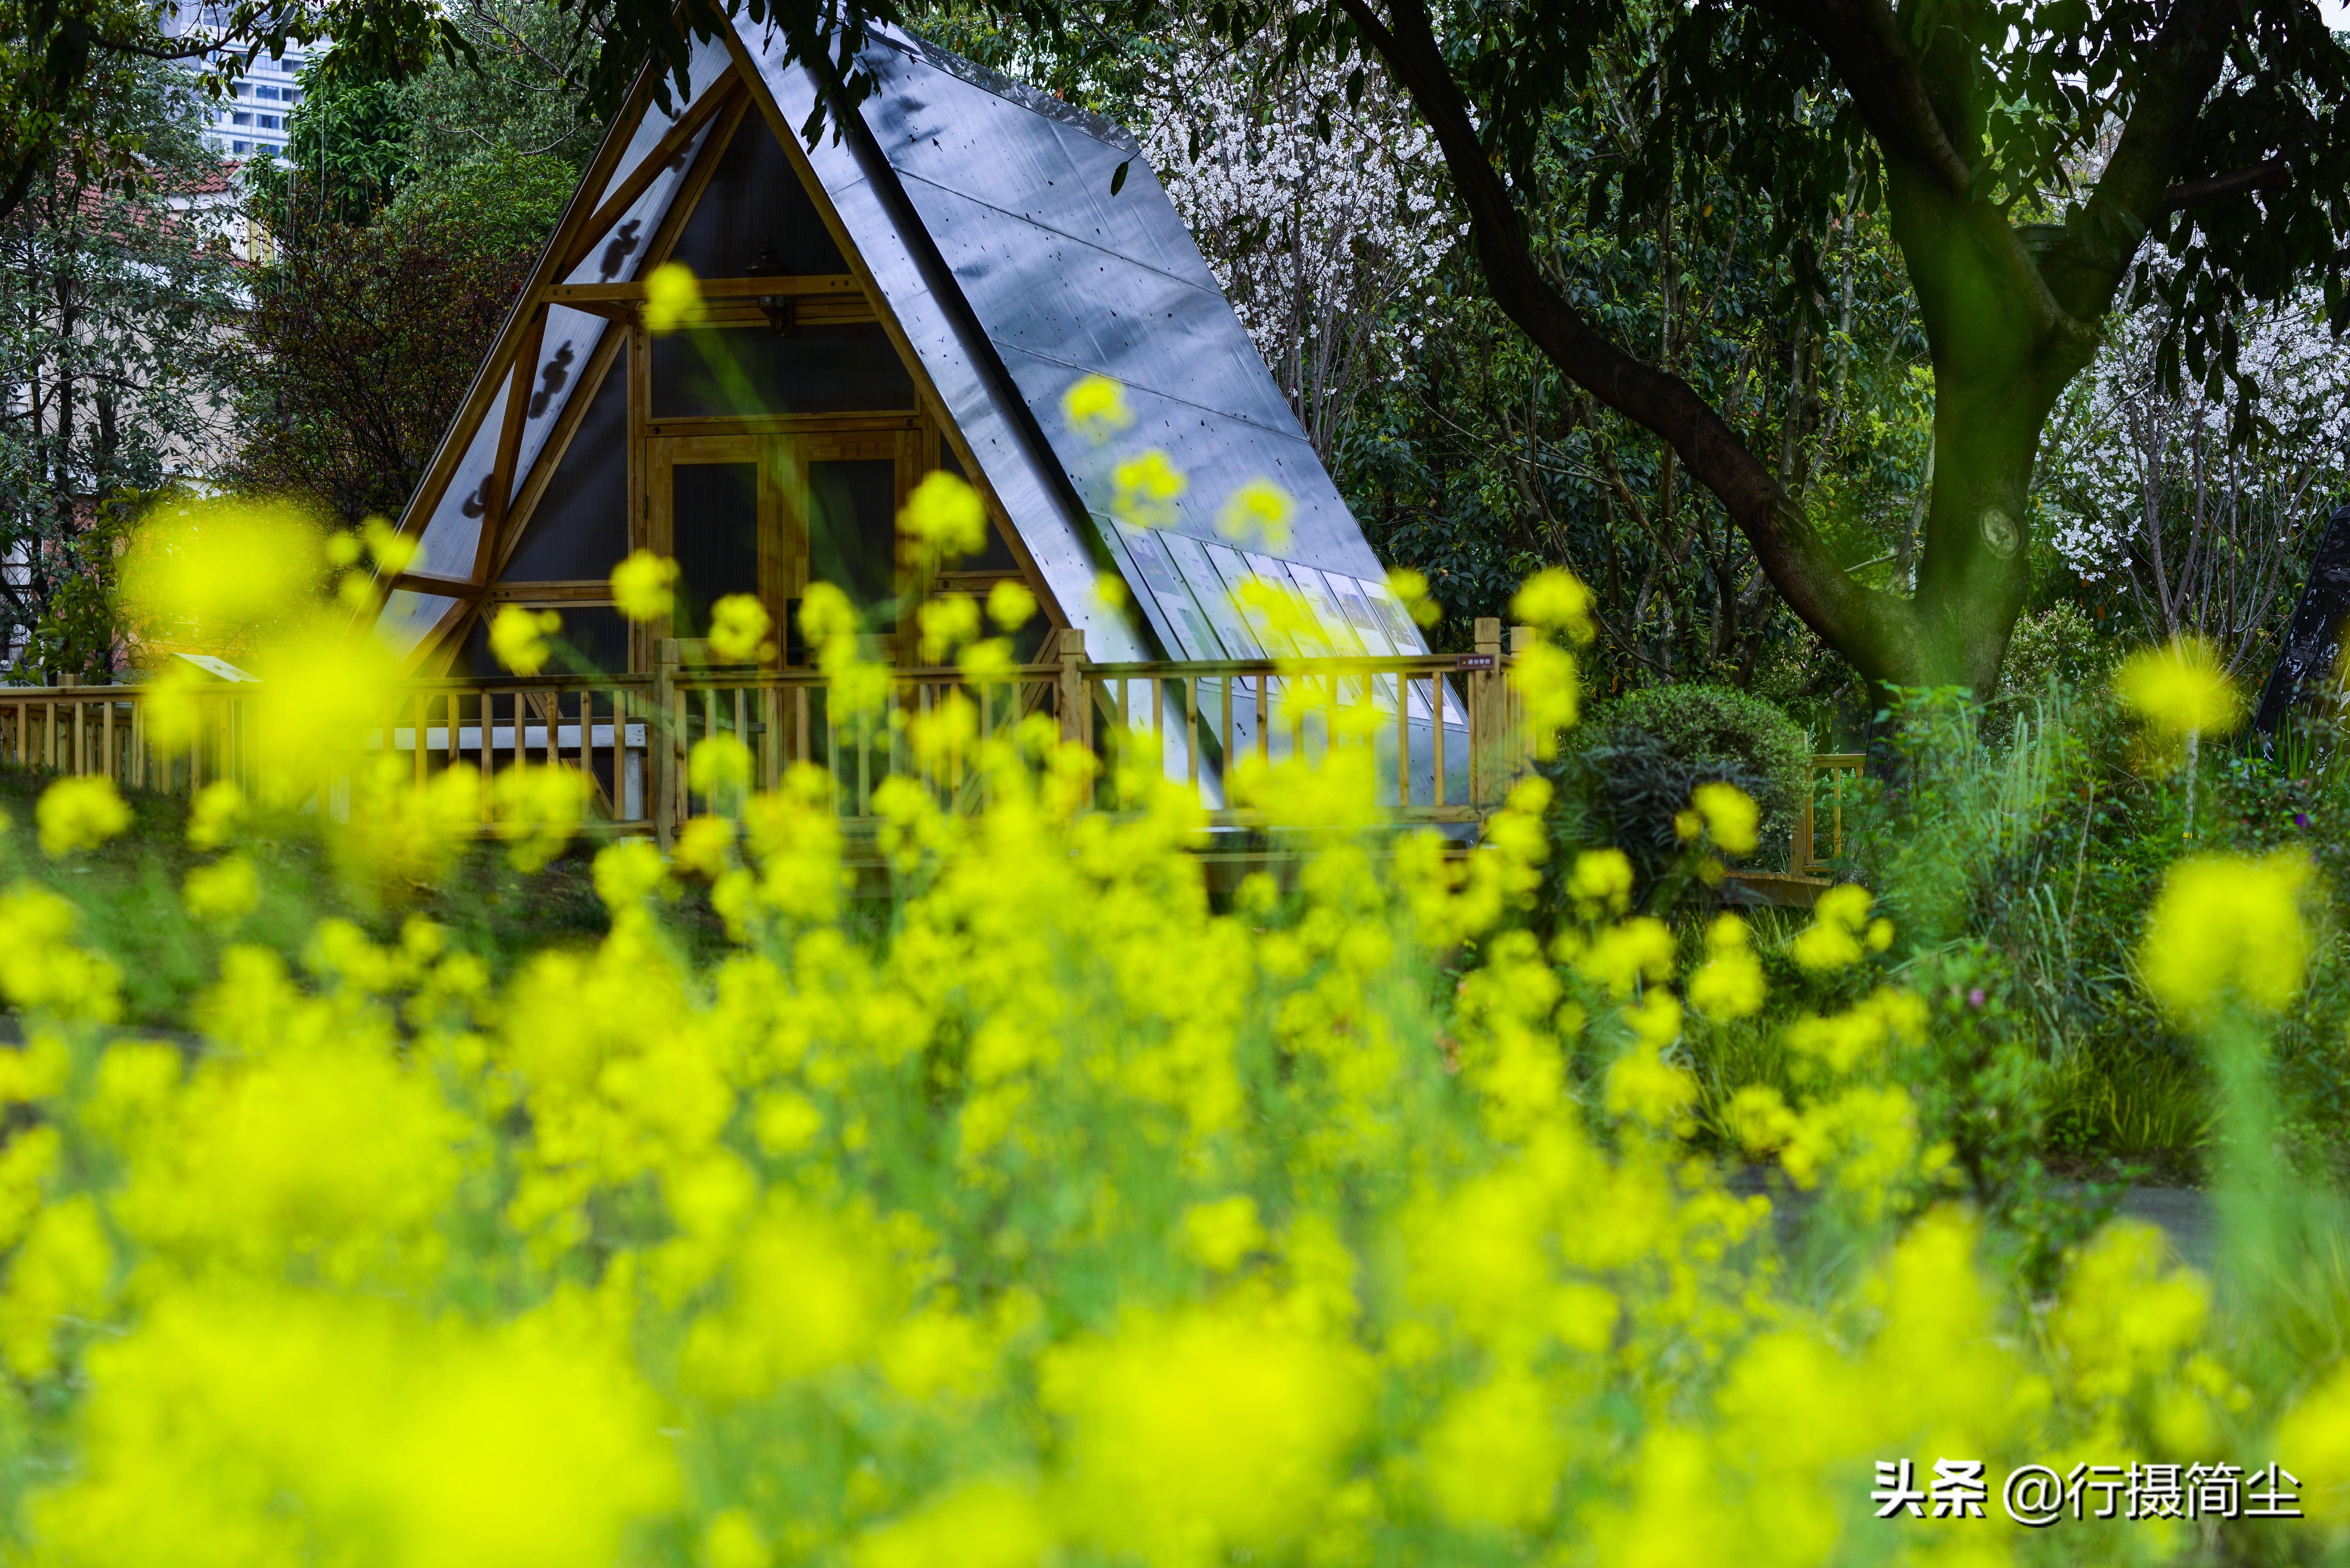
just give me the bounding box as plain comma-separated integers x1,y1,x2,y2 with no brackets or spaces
842,30,1391,601
737,24,1151,660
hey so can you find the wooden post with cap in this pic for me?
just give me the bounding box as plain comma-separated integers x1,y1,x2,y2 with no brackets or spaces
1469,617,1503,807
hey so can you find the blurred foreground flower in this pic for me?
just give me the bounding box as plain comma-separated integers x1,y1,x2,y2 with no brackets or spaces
37,777,130,858
2141,850,2310,1025
2116,636,2245,739
1214,479,1290,549
489,607,561,677
610,551,678,623
643,262,704,333
901,471,987,561
1062,373,1133,443
707,595,774,664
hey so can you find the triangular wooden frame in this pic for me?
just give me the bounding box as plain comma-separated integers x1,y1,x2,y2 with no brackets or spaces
381,31,1067,675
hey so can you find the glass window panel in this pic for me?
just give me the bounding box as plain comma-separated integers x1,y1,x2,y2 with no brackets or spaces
808,458,898,629
1114,523,1222,660
1197,540,1283,656
1326,575,1394,654
1162,533,1262,658
1285,565,1366,655
672,462,759,642
665,115,850,278
1361,578,1426,654
505,367,627,581
650,323,915,419
1242,551,1332,656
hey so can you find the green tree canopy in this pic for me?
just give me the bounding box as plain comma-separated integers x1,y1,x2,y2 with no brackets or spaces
968,0,2350,695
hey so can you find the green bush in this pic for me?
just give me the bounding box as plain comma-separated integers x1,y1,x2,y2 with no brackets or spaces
1583,683,1810,859
1998,600,2120,698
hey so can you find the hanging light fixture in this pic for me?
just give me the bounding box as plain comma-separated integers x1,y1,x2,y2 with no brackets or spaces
746,241,795,337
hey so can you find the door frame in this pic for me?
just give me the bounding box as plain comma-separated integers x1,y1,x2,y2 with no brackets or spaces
642,427,923,669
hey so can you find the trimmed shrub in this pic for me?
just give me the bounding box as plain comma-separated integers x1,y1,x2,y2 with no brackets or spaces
1585,683,1809,858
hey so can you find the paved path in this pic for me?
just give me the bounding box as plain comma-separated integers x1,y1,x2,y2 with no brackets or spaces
2114,1186,2214,1270
1730,1166,2218,1269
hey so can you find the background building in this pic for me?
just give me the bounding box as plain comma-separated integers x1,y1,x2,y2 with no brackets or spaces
159,3,312,161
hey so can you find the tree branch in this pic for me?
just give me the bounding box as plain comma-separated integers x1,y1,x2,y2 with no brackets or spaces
1333,0,1912,674
2042,0,2233,320
2162,157,2289,213
1739,0,1974,195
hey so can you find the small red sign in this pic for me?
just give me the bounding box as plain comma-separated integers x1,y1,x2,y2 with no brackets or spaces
1455,654,1497,671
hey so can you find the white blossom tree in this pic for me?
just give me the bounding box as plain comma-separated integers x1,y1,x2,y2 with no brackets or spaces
1135,32,1456,462
2038,283,2350,676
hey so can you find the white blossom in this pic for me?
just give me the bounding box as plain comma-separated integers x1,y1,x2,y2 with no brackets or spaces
1135,27,1455,459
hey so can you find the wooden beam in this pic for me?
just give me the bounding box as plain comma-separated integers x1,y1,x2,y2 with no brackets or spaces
386,48,674,675
560,69,744,276
475,305,545,582
489,580,623,603
547,274,861,303
490,327,626,584
388,572,489,600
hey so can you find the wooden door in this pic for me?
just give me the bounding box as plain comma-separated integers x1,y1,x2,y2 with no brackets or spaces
646,434,784,665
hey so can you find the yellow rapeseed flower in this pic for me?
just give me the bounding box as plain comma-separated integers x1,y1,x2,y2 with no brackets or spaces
985,579,1036,631
185,779,244,850
706,594,773,664
118,496,326,645
1688,915,1767,1019
489,605,561,677
2140,850,2310,1024
2115,636,2245,738
1509,567,1595,645
37,776,131,857
1181,1195,1267,1272
1567,848,1633,920
1215,479,1291,549
1692,781,1758,856
610,551,679,623
901,471,988,560
918,595,982,664
643,261,705,332
1045,1307,1368,1564
1790,883,1891,971
1387,568,1440,628
1114,450,1187,529
1062,373,1134,442
1510,642,1579,758
182,855,260,925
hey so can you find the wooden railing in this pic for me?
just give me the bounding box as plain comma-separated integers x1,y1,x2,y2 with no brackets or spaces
1792,752,1866,875
0,619,1536,848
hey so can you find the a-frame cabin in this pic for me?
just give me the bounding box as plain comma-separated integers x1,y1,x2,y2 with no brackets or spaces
375,17,1444,743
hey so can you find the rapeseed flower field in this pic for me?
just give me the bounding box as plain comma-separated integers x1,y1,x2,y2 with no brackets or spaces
0,488,2342,1567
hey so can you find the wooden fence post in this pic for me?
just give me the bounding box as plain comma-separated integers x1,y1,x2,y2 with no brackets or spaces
1508,623,1534,772
656,637,680,853
1792,757,1817,875
1468,617,1503,807
1056,629,1088,746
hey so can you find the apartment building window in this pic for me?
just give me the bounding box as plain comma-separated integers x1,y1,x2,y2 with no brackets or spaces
231,111,252,126
257,115,279,130
231,139,251,154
